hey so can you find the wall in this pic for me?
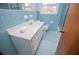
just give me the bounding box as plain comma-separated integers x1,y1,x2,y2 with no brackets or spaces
0,9,37,54
58,3,69,29
37,4,63,31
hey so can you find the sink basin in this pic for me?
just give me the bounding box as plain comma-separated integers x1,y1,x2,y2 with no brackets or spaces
19,20,41,33
7,20,44,40
19,20,40,33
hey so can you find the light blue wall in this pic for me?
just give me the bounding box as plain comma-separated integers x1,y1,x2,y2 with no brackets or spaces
0,10,37,28
58,3,69,29
37,4,64,31
0,10,16,54
0,10,37,54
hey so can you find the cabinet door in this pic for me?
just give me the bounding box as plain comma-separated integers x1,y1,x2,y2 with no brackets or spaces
19,40,33,55
11,36,33,54
11,36,26,53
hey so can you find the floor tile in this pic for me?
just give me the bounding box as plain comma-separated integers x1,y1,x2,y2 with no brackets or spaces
36,31,61,55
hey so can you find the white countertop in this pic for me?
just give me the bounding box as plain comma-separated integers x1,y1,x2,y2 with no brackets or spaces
7,20,44,40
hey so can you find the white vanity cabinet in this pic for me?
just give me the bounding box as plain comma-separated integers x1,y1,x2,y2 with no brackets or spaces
7,21,44,55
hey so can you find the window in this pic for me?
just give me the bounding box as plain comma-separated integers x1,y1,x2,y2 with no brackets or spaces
22,3,33,11
40,3,59,14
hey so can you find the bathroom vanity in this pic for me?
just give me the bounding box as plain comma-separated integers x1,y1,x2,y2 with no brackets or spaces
7,20,44,55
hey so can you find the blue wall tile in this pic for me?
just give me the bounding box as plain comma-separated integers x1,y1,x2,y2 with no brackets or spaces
1,10,37,29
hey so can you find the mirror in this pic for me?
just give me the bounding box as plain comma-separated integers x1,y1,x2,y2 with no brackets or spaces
0,3,33,11
0,3,59,13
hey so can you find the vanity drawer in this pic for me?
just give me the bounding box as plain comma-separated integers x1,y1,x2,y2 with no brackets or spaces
31,33,39,52
31,26,44,52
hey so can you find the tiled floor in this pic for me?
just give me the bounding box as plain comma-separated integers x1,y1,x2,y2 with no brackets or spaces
36,31,61,55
